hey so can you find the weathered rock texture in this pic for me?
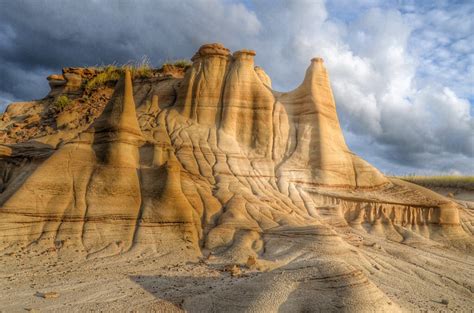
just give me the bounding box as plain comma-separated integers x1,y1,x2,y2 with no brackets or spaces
1,43,473,311
0,43,469,257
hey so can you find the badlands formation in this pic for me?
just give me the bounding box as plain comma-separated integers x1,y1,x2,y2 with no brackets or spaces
0,43,473,312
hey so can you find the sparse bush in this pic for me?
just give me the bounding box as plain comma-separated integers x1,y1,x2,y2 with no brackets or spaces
172,59,192,68
85,65,121,93
85,58,155,92
161,59,192,70
54,95,71,111
126,56,154,79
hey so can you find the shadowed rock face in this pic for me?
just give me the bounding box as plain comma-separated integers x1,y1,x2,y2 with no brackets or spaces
0,43,469,260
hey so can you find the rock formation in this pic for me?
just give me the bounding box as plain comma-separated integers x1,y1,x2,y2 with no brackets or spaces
0,43,470,258
1,43,473,311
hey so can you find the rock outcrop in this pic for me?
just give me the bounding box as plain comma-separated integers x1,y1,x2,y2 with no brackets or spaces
0,43,470,261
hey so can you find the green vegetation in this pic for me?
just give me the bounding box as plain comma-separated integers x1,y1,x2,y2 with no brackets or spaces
123,56,154,79
172,59,192,68
395,175,474,190
82,57,192,93
161,59,192,70
54,95,72,111
85,65,121,93
85,58,154,93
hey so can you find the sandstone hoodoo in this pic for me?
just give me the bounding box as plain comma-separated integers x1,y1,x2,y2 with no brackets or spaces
0,43,469,258
1,43,473,311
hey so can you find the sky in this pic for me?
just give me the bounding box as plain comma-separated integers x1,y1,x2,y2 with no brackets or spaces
0,0,472,175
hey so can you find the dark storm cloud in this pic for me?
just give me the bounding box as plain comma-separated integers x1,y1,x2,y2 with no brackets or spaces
0,0,260,103
0,0,472,174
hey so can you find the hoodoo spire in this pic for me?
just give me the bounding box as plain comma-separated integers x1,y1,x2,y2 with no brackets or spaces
118,70,143,138
0,43,464,276
88,69,144,143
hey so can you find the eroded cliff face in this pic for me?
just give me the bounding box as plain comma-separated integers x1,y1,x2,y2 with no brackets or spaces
0,43,470,262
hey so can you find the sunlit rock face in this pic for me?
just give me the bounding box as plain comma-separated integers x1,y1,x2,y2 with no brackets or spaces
0,43,468,260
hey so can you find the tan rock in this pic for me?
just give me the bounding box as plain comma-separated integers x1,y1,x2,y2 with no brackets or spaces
176,42,231,127
0,43,471,312
254,66,272,87
24,114,41,125
246,255,257,268
0,145,12,157
0,43,466,261
224,264,242,277
56,110,78,129
1,113,10,122
36,291,59,299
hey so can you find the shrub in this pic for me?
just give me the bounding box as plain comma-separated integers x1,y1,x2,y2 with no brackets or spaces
161,59,192,70
85,58,155,92
126,56,154,79
85,65,121,93
54,95,71,111
172,59,192,68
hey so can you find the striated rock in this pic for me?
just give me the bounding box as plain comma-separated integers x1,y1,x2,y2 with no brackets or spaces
254,66,272,87
0,145,12,157
47,74,66,86
0,43,469,261
176,43,231,127
47,68,86,96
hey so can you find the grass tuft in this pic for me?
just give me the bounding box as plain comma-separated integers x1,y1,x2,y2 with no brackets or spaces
85,65,121,93
123,56,154,79
161,59,192,70
85,57,155,92
54,95,72,111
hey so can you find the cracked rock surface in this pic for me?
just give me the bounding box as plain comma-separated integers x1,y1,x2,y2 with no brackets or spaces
0,43,472,312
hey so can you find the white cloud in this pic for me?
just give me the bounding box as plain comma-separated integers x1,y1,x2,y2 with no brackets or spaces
247,1,473,174
0,0,472,174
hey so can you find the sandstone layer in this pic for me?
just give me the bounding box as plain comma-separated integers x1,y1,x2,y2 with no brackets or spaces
0,43,472,312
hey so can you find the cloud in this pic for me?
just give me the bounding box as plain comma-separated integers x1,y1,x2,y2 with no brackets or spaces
0,0,260,101
246,2,473,174
0,0,472,175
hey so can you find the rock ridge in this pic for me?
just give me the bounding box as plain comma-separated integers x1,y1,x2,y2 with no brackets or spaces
0,43,469,260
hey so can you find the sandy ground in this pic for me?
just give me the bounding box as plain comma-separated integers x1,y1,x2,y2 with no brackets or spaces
1,235,473,312
1,189,473,312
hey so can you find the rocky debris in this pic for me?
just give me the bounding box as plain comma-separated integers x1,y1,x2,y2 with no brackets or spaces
224,264,242,277
5,101,40,117
47,67,97,97
23,114,41,127
160,64,187,78
56,110,79,129
0,85,113,144
1,113,10,122
36,291,59,299
246,256,257,268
